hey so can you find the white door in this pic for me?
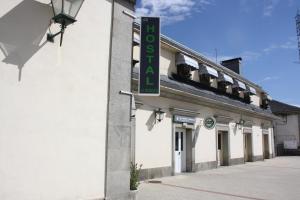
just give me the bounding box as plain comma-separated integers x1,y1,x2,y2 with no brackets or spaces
174,128,186,173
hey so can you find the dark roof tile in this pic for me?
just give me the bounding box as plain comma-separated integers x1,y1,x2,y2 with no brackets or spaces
270,100,300,115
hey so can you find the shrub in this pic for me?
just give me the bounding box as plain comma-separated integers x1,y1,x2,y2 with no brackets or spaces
130,162,142,190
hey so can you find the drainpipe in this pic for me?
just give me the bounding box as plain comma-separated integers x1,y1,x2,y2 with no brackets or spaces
104,0,115,198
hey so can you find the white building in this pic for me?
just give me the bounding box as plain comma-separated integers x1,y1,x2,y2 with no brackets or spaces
0,0,136,200
0,1,281,199
270,100,300,154
132,24,278,180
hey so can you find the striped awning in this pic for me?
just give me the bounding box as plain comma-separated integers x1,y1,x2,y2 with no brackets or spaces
249,87,257,95
199,64,219,78
133,33,140,45
233,80,246,90
246,85,257,95
218,72,234,84
176,53,199,70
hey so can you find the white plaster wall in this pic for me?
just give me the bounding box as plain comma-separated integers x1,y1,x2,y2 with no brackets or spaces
0,0,111,199
133,44,176,77
189,107,217,164
161,46,176,77
251,94,260,107
275,114,299,144
135,108,172,169
134,94,276,167
229,123,244,159
252,125,263,156
268,128,274,154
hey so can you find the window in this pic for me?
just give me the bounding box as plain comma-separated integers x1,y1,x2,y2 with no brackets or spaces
177,65,192,79
175,132,179,151
180,132,183,151
218,134,222,150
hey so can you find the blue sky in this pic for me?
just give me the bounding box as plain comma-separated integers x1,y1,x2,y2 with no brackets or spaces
136,0,300,107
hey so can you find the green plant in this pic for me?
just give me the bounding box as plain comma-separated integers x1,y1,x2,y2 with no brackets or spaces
130,162,142,190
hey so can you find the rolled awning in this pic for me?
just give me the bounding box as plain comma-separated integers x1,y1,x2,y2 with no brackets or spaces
246,85,257,95
233,80,246,90
199,64,219,78
218,72,234,84
249,86,257,95
176,53,199,70
133,33,140,45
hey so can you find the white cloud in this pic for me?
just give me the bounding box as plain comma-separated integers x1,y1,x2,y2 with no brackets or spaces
263,0,280,17
136,0,214,25
258,76,279,83
203,36,296,65
241,51,261,61
202,52,232,63
263,37,298,53
240,0,282,16
203,50,261,64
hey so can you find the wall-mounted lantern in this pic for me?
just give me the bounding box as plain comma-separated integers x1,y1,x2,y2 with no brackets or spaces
47,0,85,46
155,108,165,123
236,119,245,129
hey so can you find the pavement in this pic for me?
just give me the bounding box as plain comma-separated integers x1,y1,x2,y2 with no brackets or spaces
137,157,300,200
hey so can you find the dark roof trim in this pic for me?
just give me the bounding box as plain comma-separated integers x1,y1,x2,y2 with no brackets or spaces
126,0,136,4
221,57,242,62
132,69,278,120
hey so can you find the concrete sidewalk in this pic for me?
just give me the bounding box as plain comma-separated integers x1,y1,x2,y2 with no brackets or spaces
137,157,300,200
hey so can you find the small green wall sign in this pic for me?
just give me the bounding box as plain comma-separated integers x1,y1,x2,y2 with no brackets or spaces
204,117,216,129
139,17,160,96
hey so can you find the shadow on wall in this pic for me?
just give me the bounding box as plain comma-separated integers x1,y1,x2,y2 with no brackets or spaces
146,111,156,131
0,0,52,81
193,125,200,147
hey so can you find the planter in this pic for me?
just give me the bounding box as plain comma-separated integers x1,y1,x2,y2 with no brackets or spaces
129,189,138,200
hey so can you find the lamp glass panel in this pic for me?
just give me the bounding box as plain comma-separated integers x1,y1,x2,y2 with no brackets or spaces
64,0,84,18
159,112,164,121
51,0,63,16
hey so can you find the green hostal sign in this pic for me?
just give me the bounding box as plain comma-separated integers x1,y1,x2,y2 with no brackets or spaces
139,17,160,96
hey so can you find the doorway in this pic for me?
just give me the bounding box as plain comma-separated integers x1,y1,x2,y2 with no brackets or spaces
217,131,229,166
174,128,186,173
243,133,252,162
263,134,270,159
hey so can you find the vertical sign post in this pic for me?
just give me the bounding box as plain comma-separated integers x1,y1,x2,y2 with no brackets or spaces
139,17,160,96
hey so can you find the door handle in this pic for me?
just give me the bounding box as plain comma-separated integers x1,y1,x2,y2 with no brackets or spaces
178,152,181,155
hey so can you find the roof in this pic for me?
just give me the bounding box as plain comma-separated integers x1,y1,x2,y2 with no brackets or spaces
132,68,278,120
126,0,136,4
133,22,266,94
270,100,300,115
221,57,242,63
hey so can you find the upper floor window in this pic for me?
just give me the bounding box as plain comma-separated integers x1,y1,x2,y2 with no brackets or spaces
217,72,234,93
232,80,246,97
261,93,272,109
175,53,199,80
198,64,218,86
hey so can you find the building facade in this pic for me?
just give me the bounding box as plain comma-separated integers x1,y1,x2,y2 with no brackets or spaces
132,25,277,180
0,0,135,200
270,100,300,154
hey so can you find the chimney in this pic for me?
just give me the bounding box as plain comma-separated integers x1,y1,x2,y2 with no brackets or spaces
220,57,242,74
